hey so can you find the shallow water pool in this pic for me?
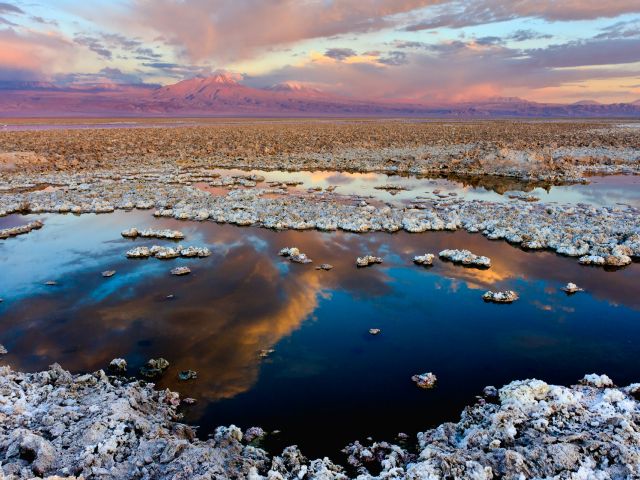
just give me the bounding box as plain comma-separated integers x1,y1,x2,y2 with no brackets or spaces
198,168,640,209
1,211,639,457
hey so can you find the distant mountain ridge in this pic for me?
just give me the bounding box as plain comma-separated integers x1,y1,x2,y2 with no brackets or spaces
0,75,639,117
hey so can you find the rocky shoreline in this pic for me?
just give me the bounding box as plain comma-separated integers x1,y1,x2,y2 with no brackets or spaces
1,167,638,267
1,364,639,479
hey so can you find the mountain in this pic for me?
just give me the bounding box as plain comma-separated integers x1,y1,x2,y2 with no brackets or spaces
0,75,639,117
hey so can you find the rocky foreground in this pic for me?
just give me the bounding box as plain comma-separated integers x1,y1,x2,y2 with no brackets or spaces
1,364,639,479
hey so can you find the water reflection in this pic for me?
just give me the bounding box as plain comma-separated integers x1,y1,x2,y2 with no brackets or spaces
1,211,639,456
195,168,640,208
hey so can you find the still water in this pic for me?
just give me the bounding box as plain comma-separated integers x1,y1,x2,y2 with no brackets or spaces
200,168,640,209
1,211,639,457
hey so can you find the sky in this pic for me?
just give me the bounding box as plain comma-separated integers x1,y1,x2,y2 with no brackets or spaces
1,0,640,103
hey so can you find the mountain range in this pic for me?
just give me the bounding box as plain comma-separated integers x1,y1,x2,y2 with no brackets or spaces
1,75,639,118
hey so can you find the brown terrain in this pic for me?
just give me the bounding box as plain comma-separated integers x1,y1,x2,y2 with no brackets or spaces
1,119,639,174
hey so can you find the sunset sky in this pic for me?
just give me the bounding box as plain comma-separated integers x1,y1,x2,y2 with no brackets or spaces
1,0,640,103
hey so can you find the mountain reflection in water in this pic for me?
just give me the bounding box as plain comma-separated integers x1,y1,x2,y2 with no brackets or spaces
0,210,639,456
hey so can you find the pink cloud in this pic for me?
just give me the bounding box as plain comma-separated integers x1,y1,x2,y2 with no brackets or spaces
0,28,76,80
128,0,441,62
405,0,640,30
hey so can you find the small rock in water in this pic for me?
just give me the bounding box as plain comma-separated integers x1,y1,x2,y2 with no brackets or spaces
178,370,197,381
151,245,182,259
0,220,44,240
101,270,116,278
170,266,191,276
179,246,211,258
315,263,333,271
122,228,185,240
182,397,197,405
108,358,127,373
44,280,58,286
356,255,383,267
439,249,491,268
482,290,519,303
140,358,170,379
279,247,300,257
259,349,275,358
166,294,175,300
126,246,151,258
412,372,437,389
121,228,139,238
562,282,584,294
279,246,312,264
413,253,435,266
369,328,381,335
0,344,7,355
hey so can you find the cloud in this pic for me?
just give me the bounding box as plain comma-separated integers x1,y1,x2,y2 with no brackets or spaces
126,0,440,62
510,29,553,42
250,35,640,102
55,67,145,86
141,61,216,78
324,47,357,61
595,19,640,39
525,38,640,68
0,2,23,15
378,50,408,65
74,34,113,59
0,27,76,80
404,0,640,31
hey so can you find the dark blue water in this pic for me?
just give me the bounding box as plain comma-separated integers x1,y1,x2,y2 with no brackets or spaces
1,211,639,457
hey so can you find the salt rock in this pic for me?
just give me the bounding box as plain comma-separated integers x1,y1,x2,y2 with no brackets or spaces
413,253,435,266
139,228,185,240
108,358,127,373
243,427,266,443
0,220,44,239
279,247,300,257
412,372,437,389
580,373,614,388
605,255,632,267
121,228,139,238
150,245,182,259
140,358,170,379
179,246,211,258
439,249,491,268
279,247,312,264
369,328,381,335
562,282,584,294
101,270,116,277
0,344,7,355
315,264,333,271
356,255,383,267
482,290,519,303
579,255,606,266
170,266,191,276
126,246,151,258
